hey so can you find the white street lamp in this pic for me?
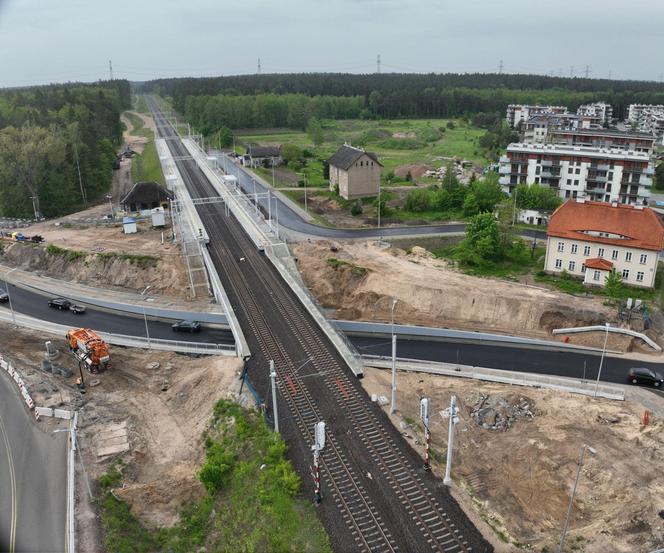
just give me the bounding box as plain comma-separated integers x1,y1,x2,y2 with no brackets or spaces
443,395,460,486
594,322,610,397
140,286,152,349
558,445,597,552
4,267,18,325
390,298,398,414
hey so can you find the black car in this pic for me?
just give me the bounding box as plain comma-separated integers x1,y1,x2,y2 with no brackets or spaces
171,320,202,333
48,297,71,310
628,367,664,387
0,292,8,303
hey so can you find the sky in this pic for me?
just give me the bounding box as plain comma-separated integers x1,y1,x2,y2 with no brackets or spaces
0,0,662,87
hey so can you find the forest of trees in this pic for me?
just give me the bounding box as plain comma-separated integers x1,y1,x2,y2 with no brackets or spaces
142,72,664,122
0,80,130,218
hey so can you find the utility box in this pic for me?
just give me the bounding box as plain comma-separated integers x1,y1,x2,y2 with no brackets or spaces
151,207,165,228
123,216,137,234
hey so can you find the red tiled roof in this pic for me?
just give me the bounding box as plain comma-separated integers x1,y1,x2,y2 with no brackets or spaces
584,258,613,271
547,200,664,252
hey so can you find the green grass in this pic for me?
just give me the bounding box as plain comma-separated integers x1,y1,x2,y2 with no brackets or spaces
124,110,165,185
535,270,660,302
97,252,159,267
327,257,368,276
433,241,546,279
236,118,490,184
134,95,149,114
98,400,331,553
45,244,86,262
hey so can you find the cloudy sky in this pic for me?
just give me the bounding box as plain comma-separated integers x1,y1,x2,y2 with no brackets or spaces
0,0,662,87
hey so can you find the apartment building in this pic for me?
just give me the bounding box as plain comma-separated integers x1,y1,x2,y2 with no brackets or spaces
498,143,654,205
506,104,568,128
544,199,664,288
576,102,613,127
627,104,664,139
522,114,582,143
548,128,655,155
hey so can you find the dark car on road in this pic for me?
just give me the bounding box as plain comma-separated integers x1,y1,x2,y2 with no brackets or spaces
171,320,202,333
48,297,71,310
0,292,8,303
628,367,664,387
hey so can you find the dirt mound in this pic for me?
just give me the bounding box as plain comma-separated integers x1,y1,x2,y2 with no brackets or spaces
394,164,432,178
362,367,664,552
0,241,188,297
293,240,614,340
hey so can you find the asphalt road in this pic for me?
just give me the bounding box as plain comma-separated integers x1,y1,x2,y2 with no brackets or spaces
350,335,663,386
0,371,67,552
219,153,474,239
0,282,234,346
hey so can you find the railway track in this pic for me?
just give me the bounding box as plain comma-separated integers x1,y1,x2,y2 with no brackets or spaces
149,100,492,553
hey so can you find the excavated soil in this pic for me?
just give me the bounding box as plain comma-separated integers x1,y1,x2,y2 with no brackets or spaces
292,240,644,349
0,230,189,298
362,367,664,552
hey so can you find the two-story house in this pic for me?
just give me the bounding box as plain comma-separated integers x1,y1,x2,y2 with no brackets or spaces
328,144,382,200
544,199,664,288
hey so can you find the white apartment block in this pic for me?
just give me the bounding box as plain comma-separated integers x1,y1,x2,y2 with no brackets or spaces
576,102,613,127
544,199,664,288
498,143,653,205
627,104,664,139
506,104,568,128
522,114,582,143
548,128,655,155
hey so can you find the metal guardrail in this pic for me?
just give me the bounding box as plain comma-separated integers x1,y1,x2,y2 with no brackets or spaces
0,310,234,355
183,138,365,376
363,355,625,401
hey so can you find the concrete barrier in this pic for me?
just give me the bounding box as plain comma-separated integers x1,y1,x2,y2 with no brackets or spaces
0,355,38,416
553,325,661,352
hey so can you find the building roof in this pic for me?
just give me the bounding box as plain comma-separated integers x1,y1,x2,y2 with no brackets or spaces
549,128,654,141
120,181,173,206
506,142,651,162
327,144,382,171
584,258,614,271
247,145,281,158
548,200,664,252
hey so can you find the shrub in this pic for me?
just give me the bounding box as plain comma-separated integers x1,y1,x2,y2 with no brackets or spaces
350,200,363,216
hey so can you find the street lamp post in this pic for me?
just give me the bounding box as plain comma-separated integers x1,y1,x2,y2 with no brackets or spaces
594,322,610,396
270,360,279,433
141,286,152,349
390,298,398,414
377,183,381,230
558,445,596,553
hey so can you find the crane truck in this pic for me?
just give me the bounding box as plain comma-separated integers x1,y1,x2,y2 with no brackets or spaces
66,328,110,373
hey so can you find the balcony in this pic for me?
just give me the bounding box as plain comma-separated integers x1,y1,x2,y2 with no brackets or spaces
499,165,510,175
499,176,510,186
499,155,510,164
597,164,610,171
587,174,608,183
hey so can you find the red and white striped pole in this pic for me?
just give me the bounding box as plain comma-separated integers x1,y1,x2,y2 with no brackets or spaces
420,398,431,471
313,448,322,503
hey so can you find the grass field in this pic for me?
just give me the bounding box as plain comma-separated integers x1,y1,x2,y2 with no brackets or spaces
126,112,165,185
236,118,489,190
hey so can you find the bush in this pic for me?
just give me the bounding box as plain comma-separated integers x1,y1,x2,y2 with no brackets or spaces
404,188,432,212
350,200,363,216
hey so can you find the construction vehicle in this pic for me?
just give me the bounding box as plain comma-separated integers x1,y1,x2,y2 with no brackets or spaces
66,328,110,373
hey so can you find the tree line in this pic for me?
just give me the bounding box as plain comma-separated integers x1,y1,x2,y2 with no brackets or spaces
0,80,129,218
142,72,664,121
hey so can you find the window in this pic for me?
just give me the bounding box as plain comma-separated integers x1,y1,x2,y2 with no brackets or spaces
555,259,562,269
611,250,618,260
640,254,648,264
637,272,644,282
583,245,591,256
581,264,586,273
575,168,581,174
608,171,613,180
565,190,571,198
568,168,573,174
535,177,540,184
371,162,374,166
625,252,632,262
566,179,572,185
622,269,630,279
568,261,576,272
593,270,600,281
571,244,578,254
360,161,363,166
557,241,564,252
597,248,604,258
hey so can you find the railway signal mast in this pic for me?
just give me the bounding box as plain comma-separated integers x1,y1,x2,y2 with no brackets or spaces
420,398,431,471
311,421,326,503
443,395,460,486
270,360,279,433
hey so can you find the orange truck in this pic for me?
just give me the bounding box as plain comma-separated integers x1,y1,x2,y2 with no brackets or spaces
66,328,110,372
